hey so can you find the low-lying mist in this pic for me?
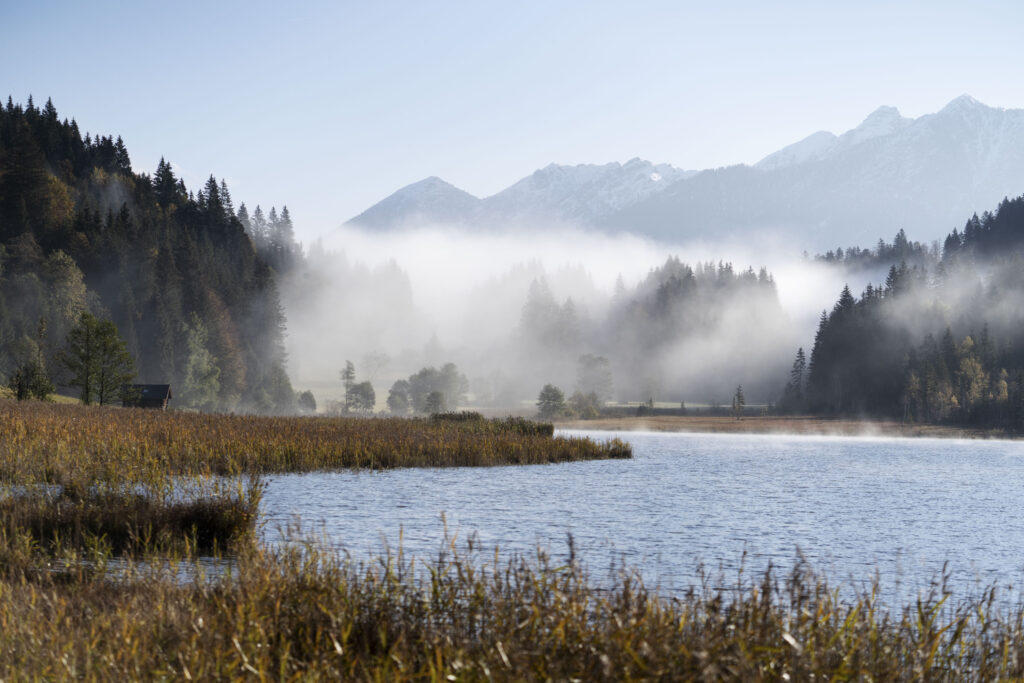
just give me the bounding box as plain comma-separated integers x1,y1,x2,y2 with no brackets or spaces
282,223,872,411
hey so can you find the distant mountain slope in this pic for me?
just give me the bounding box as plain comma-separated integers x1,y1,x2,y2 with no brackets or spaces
346,159,695,229
346,96,1024,249
346,176,482,229
481,159,695,224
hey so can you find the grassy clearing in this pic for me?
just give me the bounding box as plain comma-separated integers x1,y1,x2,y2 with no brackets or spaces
1,532,1023,680
0,386,79,403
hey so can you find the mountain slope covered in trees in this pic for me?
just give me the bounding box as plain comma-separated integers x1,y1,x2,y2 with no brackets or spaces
786,195,1024,428
0,96,298,412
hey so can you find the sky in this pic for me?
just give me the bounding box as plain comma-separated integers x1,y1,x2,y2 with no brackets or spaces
3,0,1024,242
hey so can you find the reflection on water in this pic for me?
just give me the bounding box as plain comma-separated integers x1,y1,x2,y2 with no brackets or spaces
259,430,1024,599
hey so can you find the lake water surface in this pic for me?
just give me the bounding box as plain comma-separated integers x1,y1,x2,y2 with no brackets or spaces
260,430,1024,599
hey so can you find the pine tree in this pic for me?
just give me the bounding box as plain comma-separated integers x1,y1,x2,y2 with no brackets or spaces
236,202,251,233
219,179,234,219
251,205,268,248
340,360,356,412
203,175,222,218
781,347,806,413
791,348,806,393
836,284,855,313
114,136,130,174
732,384,745,420
94,318,136,405
153,158,178,208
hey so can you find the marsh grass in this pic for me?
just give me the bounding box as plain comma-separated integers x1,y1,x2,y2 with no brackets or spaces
0,401,629,478
2,528,1024,680
18,399,1024,678
0,480,261,554
430,412,556,437
0,400,627,557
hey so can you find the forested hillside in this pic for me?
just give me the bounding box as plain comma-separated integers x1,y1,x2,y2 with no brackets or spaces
0,96,298,412
785,195,1024,427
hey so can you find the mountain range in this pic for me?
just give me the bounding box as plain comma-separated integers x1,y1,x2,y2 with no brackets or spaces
346,96,1024,250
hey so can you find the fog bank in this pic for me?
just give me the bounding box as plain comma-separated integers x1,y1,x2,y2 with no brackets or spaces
282,224,869,409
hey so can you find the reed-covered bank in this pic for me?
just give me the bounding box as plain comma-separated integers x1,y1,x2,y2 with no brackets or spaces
1,532,1023,681
0,478,261,554
0,401,630,479
4,400,1024,678
0,401,628,554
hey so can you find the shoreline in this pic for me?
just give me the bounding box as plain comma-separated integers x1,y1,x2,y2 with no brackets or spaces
555,414,1021,440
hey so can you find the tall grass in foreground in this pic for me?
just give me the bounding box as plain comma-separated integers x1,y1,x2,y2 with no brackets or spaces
2,531,1024,680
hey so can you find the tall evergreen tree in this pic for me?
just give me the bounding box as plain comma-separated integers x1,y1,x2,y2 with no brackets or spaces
340,360,356,412
732,385,745,420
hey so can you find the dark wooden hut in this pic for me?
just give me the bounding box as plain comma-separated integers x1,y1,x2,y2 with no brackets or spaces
122,384,173,410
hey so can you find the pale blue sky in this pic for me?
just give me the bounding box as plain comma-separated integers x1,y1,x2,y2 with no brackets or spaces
3,0,1023,239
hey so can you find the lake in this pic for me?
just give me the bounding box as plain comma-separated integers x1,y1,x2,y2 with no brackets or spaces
260,430,1024,600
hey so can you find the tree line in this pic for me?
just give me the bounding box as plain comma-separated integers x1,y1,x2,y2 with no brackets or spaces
812,228,938,271
0,96,299,412
782,193,1024,429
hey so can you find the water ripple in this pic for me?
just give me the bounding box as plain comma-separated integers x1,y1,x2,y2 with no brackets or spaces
260,430,1024,599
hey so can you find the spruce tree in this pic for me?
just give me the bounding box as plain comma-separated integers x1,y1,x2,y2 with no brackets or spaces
340,360,356,412
732,385,745,420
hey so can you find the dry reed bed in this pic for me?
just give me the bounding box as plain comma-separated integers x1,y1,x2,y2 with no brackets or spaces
0,402,630,484
2,402,1023,678
0,401,628,554
0,481,261,554
1,533,1023,681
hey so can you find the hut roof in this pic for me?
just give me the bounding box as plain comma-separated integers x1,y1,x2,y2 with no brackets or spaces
125,384,173,400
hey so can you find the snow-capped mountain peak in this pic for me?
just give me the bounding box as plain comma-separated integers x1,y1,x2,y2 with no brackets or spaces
837,105,909,148
346,95,1024,251
940,94,987,114
757,104,912,170
755,130,838,170
477,159,695,224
